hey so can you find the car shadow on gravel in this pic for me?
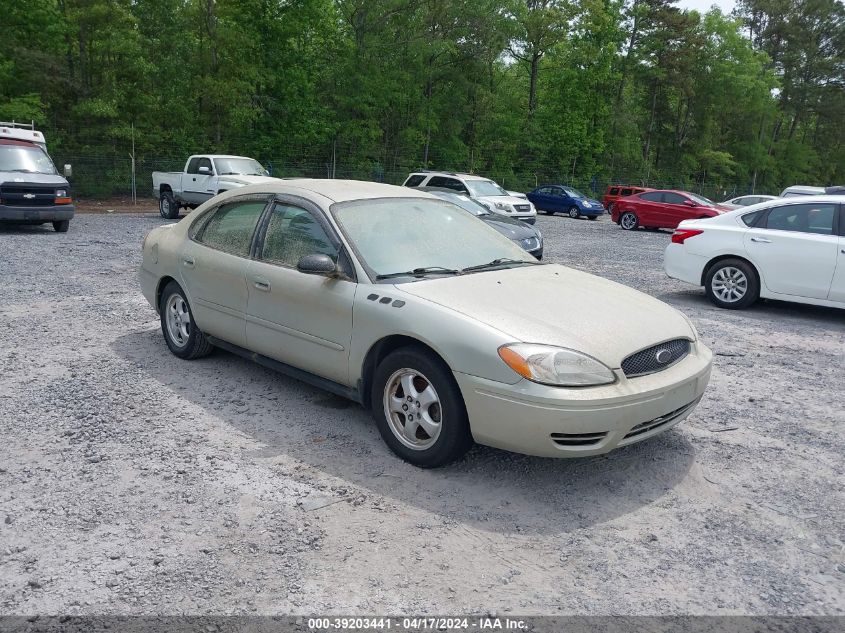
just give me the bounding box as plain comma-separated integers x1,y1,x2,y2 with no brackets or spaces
112,328,698,535
0,223,57,234
658,290,845,327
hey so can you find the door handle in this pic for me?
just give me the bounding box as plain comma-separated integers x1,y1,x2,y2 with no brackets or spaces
182,257,195,268
252,278,271,292
750,237,771,243
192,177,197,181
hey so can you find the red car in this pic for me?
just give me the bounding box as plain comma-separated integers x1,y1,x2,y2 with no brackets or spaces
602,185,654,213
610,189,727,230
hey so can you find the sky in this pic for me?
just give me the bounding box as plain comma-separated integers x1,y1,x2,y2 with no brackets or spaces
675,0,737,13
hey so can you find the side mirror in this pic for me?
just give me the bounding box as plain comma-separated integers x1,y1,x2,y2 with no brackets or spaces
63,164,72,178
199,166,211,174
297,254,337,276
684,200,697,207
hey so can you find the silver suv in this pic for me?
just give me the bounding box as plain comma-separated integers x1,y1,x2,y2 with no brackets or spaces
403,171,537,224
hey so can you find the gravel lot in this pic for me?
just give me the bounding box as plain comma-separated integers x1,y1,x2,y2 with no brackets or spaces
1,211,843,617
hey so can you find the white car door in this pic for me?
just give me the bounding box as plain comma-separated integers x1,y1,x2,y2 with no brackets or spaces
183,157,215,205
245,201,355,385
744,202,839,300
829,207,845,302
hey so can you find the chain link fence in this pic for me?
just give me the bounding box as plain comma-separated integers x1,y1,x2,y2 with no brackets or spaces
53,149,760,204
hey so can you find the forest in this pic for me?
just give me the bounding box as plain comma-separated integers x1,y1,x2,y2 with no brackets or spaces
1,0,843,198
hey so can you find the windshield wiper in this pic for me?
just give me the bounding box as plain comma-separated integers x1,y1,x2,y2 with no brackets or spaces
376,266,462,280
461,258,540,273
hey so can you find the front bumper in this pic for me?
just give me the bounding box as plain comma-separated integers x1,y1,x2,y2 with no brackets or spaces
0,204,74,223
454,342,712,458
516,215,536,225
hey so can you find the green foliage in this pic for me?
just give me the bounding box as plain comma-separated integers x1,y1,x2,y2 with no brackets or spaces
0,0,841,198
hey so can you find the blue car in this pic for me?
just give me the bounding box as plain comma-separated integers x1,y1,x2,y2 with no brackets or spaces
525,185,605,219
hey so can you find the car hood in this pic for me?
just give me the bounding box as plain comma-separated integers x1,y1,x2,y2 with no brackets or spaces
476,195,533,209
217,175,279,186
397,264,694,368
0,172,69,187
482,214,536,239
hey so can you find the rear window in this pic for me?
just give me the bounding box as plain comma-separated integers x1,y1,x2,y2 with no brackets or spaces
404,175,425,187
741,210,764,226
621,188,633,196
640,192,663,202
609,187,619,195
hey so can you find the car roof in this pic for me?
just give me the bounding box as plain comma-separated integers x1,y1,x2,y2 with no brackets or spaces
233,179,438,204
196,154,256,160
411,171,490,181
779,185,826,194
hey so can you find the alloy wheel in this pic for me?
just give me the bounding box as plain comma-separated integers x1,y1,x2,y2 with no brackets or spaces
165,293,191,347
711,266,748,303
383,368,442,450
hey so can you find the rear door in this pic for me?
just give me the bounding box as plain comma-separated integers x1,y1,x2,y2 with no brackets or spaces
829,205,845,302
180,195,271,346
744,202,839,299
245,199,356,384
634,192,663,225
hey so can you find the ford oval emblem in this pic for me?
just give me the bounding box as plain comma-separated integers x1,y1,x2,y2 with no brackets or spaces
655,349,672,364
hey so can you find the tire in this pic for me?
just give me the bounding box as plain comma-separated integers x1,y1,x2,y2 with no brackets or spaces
568,206,581,219
371,346,472,467
52,220,69,232
704,258,759,310
159,190,179,219
159,281,214,359
619,211,639,230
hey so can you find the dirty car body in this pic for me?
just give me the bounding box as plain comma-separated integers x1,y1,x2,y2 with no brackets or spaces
139,180,712,466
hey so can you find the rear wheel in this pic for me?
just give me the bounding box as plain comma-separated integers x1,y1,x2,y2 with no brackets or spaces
568,206,581,219
159,191,179,219
620,211,639,230
159,282,214,358
371,347,472,467
705,259,759,309
52,220,69,232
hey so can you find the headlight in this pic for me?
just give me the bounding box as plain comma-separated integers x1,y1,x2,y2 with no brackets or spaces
581,201,591,208
56,189,67,197
498,344,615,386
494,202,509,211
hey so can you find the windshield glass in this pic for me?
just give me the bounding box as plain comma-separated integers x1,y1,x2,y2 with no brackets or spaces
213,157,268,176
687,193,715,206
563,187,586,198
0,143,58,175
465,179,508,197
332,198,535,280
431,192,489,216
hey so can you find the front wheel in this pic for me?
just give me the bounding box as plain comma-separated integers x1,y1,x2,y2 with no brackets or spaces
704,259,759,309
53,220,70,232
371,347,472,467
619,211,639,230
568,206,581,219
159,191,179,220
159,282,214,358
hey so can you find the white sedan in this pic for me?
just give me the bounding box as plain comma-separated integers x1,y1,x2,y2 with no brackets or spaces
720,194,779,209
665,195,845,310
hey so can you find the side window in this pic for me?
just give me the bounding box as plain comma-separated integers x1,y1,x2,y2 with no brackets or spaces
404,175,425,187
428,176,464,192
741,210,764,226
195,200,267,256
197,157,213,174
640,192,663,202
763,203,836,235
621,188,633,196
186,157,200,174
609,187,620,196
260,204,339,268
663,192,687,205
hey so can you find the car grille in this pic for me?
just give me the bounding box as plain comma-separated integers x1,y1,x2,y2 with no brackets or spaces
621,339,690,378
0,185,56,207
520,237,539,251
621,399,699,442
514,204,531,213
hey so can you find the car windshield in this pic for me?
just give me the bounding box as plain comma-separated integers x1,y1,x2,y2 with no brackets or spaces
687,193,715,206
563,187,586,198
430,192,490,216
465,179,508,197
0,144,58,175
332,198,536,280
213,157,268,176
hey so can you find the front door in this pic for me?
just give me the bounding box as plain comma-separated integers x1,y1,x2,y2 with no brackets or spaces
246,201,356,385
179,196,269,346
184,156,215,204
744,202,839,300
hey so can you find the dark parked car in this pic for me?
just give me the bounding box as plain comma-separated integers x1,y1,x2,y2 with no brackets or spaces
423,188,543,259
525,185,604,219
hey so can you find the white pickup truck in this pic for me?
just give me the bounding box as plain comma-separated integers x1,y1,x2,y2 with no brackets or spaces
152,154,278,218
